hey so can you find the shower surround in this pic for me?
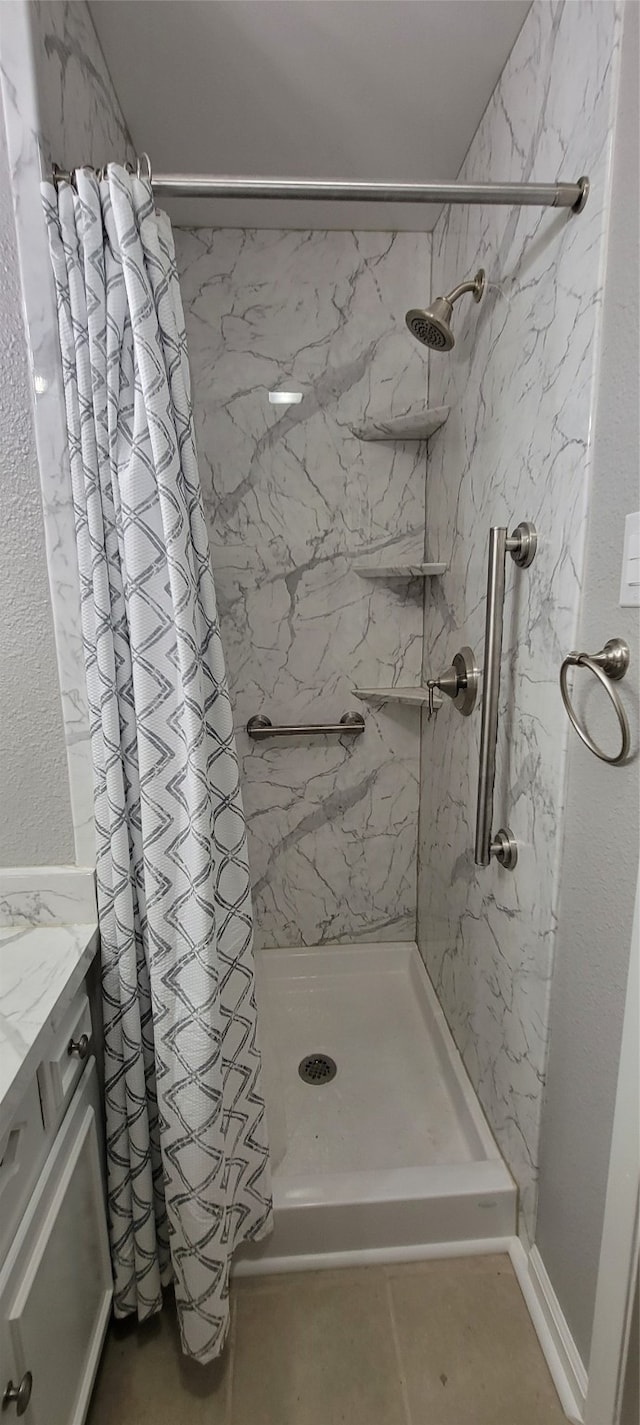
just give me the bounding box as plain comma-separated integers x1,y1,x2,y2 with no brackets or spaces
2,0,624,1262
175,227,431,950
417,0,622,1238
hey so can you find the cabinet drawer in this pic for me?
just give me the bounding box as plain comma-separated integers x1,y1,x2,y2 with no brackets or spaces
0,1082,46,1263
37,992,92,1131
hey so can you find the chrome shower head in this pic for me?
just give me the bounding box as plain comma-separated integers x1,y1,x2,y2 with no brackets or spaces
406,296,456,351
406,269,485,352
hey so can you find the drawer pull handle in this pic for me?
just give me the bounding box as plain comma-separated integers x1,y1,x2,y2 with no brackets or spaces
3,1372,33,1416
68,1033,90,1059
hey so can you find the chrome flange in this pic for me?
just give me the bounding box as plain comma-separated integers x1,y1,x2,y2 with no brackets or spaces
450,646,480,716
491,828,518,870
508,521,537,569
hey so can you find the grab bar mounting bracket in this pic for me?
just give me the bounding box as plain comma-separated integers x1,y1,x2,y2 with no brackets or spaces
491,828,519,870
506,521,537,568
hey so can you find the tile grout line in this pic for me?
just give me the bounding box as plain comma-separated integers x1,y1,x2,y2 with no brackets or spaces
385,1275,414,1425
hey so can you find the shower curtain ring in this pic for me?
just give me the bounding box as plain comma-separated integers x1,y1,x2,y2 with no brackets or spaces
52,162,73,187
136,152,153,183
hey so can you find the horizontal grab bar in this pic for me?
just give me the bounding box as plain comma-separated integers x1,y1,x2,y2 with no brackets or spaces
247,712,365,741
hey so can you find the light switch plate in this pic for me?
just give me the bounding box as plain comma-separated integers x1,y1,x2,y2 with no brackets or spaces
619,512,640,607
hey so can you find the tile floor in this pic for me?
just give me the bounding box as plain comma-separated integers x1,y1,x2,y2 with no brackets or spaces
87,1254,567,1425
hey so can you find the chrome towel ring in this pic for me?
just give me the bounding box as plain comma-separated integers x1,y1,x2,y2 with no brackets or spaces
560,638,631,765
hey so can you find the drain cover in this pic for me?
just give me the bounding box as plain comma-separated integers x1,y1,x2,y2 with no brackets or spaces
298,1053,337,1085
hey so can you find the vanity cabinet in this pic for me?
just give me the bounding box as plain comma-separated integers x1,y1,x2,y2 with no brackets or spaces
0,989,112,1424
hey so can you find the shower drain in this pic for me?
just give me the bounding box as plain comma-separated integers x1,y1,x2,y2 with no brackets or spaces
298,1053,337,1085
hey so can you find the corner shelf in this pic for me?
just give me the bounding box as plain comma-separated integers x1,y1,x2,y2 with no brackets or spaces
354,561,447,579
350,405,450,442
354,686,441,708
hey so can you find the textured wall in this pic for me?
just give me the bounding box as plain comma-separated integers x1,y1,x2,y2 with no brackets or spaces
0,105,73,860
0,104,73,865
0,0,134,862
175,227,431,949
417,0,621,1238
535,0,639,1364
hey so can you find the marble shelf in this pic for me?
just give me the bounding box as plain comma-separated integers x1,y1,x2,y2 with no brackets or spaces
354,686,443,709
354,561,447,579
350,405,450,442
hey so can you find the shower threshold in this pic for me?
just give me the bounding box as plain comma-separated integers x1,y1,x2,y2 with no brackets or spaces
235,940,515,1276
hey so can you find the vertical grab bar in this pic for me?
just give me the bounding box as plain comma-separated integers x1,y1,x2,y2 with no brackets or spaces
475,527,508,867
474,520,537,870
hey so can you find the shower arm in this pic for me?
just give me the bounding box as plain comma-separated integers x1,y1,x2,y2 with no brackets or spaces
444,278,483,305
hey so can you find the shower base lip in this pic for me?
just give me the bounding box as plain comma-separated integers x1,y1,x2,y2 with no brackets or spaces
233,1234,516,1278
235,1157,515,1275
239,939,516,1275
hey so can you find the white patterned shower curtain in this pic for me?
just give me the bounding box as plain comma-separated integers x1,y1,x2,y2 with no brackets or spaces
42,166,272,1362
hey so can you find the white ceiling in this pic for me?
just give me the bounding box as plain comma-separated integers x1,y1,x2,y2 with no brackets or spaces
90,0,531,231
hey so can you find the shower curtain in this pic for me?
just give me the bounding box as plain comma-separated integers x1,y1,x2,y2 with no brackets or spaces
41,165,272,1363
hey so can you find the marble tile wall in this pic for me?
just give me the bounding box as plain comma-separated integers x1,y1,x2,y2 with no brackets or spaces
416,0,622,1238
0,0,133,864
29,0,132,174
175,227,432,949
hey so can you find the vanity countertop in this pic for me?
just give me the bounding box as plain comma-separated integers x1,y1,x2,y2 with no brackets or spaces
0,922,99,1139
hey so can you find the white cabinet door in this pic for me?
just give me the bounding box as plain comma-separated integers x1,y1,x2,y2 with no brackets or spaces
0,1061,112,1425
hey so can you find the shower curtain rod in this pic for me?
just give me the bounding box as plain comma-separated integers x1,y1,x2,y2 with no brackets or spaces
50,161,589,212
150,174,590,212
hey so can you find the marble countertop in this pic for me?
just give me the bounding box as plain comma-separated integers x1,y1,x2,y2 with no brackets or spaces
0,922,99,1140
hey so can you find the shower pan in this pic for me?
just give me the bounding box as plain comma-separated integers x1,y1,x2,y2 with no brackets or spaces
236,940,516,1275
235,517,539,1275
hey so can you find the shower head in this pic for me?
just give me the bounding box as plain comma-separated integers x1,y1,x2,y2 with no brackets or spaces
406,269,485,352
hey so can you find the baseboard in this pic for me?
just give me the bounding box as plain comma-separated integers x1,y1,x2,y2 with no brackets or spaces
509,1239,588,1423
